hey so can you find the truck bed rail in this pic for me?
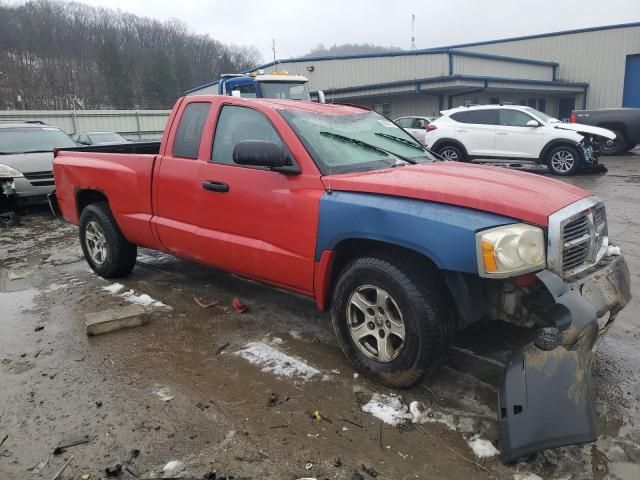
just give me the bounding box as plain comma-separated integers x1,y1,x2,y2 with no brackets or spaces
55,141,161,155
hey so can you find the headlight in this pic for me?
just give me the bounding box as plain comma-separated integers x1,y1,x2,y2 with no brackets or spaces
476,224,546,278
0,164,24,178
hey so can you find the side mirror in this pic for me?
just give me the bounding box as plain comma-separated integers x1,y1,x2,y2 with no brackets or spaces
232,140,299,174
526,119,540,127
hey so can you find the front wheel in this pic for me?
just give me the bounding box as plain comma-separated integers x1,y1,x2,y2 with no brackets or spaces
437,144,466,162
331,255,453,388
79,203,137,278
547,145,581,176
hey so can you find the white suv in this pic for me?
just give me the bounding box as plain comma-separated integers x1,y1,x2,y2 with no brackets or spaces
424,105,615,175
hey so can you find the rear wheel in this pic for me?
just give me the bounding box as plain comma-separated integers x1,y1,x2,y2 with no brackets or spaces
331,255,453,388
547,145,581,176
79,203,137,278
437,144,466,162
600,129,627,156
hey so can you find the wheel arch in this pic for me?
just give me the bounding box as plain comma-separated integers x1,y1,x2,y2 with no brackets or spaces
431,138,469,158
76,188,109,218
539,139,581,164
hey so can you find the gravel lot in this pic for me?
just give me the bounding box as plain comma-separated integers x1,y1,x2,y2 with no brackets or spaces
1,153,639,480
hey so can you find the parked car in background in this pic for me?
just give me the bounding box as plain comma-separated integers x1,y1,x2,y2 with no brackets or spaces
52,95,631,462
425,105,615,175
72,131,131,146
394,116,435,145
570,108,640,155
0,123,76,205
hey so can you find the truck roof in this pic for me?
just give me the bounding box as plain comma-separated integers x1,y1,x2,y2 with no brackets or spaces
187,95,367,116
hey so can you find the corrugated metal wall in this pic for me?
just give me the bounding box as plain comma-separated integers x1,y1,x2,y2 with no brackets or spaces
266,53,449,91
0,110,170,139
452,55,552,81
458,25,640,109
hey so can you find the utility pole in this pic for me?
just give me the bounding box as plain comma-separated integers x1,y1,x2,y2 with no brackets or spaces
411,14,417,51
272,38,277,66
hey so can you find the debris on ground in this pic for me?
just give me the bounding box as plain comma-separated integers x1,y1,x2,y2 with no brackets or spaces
30,458,49,474
310,410,332,423
196,401,210,411
95,401,103,408
162,460,185,476
85,304,147,336
334,458,342,467
153,386,174,402
361,464,379,477
267,392,289,407
232,297,248,313
351,473,365,480
215,342,230,355
194,295,220,308
34,325,44,332
51,455,74,480
80,474,91,480
104,463,122,476
53,436,91,455
0,434,7,448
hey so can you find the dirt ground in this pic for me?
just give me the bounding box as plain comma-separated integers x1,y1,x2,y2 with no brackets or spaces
1,154,639,480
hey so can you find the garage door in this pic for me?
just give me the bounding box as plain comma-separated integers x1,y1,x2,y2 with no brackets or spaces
623,54,640,108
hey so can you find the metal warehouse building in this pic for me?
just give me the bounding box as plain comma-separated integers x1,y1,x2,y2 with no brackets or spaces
191,22,640,120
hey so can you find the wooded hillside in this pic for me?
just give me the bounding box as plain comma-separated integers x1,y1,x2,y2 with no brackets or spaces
0,0,261,109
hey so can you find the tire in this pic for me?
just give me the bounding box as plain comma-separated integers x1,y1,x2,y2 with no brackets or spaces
600,129,627,156
330,255,454,388
79,202,137,278
436,144,466,162
546,145,582,176
0,211,19,228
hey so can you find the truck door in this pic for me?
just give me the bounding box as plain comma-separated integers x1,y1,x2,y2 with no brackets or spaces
494,109,543,159
192,103,323,294
154,101,213,260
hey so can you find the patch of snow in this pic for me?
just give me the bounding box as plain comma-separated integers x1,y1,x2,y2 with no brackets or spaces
120,289,169,309
153,386,174,402
361,394,413,426
162,460,184,476
271,337,284,345
234,342,321,381
409,400,457,431
513,474,543,480
467,435,499,458
102,283,125,294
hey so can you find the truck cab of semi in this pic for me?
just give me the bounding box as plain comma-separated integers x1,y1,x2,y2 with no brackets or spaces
218,71,319,101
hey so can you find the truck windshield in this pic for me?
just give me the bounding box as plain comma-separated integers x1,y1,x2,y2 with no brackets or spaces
280,109,437,174
259,82,311,101
0,127,76,154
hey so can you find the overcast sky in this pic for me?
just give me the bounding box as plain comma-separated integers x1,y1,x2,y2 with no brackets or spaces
78,0,640,62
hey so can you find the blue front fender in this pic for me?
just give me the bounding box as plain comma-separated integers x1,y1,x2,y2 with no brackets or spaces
316,191,517,274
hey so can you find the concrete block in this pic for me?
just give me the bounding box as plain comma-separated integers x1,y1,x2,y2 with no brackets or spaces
85,304,148,336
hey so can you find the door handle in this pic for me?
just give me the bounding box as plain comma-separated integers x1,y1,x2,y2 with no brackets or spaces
202,180,229,193
457,129,468,133
496,132,509,135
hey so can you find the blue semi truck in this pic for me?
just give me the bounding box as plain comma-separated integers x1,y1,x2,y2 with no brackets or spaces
186,71,324,102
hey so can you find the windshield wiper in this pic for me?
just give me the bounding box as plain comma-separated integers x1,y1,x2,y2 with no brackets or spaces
374,132,425,152
20,150,54,154
319,131,413,164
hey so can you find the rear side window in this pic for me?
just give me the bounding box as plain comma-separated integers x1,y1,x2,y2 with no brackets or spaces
212,105,284,166
173,102,211,159
396,118,413,128
450,110,498,125
499,110,535,127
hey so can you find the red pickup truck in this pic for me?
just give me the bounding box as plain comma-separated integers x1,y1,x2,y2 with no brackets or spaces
52,95,630,462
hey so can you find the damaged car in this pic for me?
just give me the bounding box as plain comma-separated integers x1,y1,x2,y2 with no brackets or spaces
425,104,616,175
51,95,631,462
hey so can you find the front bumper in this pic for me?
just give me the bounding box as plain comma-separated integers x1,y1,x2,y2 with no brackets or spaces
498,254,631,463
13,177,55,205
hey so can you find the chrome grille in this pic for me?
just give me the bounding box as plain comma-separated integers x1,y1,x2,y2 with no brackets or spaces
23,170,55,187
548,197,608,280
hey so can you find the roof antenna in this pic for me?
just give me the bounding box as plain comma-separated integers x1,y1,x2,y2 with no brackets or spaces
410,14,417,50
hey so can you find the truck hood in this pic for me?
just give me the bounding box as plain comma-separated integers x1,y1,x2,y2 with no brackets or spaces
323,162,591,226
552,122,616,140
0,151,54,174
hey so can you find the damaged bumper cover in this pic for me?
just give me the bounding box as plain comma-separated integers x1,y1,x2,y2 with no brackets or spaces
498,254,631,463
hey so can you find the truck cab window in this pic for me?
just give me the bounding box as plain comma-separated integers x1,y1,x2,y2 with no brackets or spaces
212,105,283,166
173,102,211,159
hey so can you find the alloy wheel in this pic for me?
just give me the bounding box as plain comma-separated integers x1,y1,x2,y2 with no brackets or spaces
85,220,108,265
346,285,406,362
550,150,575,173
